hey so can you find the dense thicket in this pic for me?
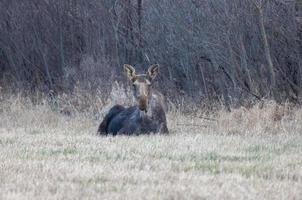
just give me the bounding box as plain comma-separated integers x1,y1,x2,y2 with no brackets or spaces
0,0,301,108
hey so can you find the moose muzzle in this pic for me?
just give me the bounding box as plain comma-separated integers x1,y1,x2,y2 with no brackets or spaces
138,95,148,112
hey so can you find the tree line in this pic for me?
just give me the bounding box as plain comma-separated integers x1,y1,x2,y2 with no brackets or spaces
0,0,301,109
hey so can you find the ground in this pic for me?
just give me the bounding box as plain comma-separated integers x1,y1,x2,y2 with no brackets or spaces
0,96,301,200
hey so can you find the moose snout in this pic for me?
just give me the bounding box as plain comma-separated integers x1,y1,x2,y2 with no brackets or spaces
138,95,148,111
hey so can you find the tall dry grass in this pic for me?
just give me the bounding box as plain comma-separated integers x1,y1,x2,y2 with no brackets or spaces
1,85,301,136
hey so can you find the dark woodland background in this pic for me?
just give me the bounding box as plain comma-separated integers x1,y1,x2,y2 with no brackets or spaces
0,0,301,110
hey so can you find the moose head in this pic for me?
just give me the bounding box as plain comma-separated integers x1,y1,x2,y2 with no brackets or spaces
123,64,159,112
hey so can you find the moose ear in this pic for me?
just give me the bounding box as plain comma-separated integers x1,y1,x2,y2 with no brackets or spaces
123,64,136,81
146,64,159,81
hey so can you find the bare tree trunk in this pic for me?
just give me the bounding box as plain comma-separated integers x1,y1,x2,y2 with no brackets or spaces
296,0,302,100
240,35,252,92
58,4,65,74
137,0,143,63
124,0,134,63
257,3,277,99
223,1,237,90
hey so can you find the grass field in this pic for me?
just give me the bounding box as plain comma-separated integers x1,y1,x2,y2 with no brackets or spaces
0,95,302,199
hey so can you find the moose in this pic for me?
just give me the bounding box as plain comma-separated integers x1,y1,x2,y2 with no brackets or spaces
97,64,169,135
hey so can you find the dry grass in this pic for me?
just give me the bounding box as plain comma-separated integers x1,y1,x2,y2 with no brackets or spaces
0,93,302,200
